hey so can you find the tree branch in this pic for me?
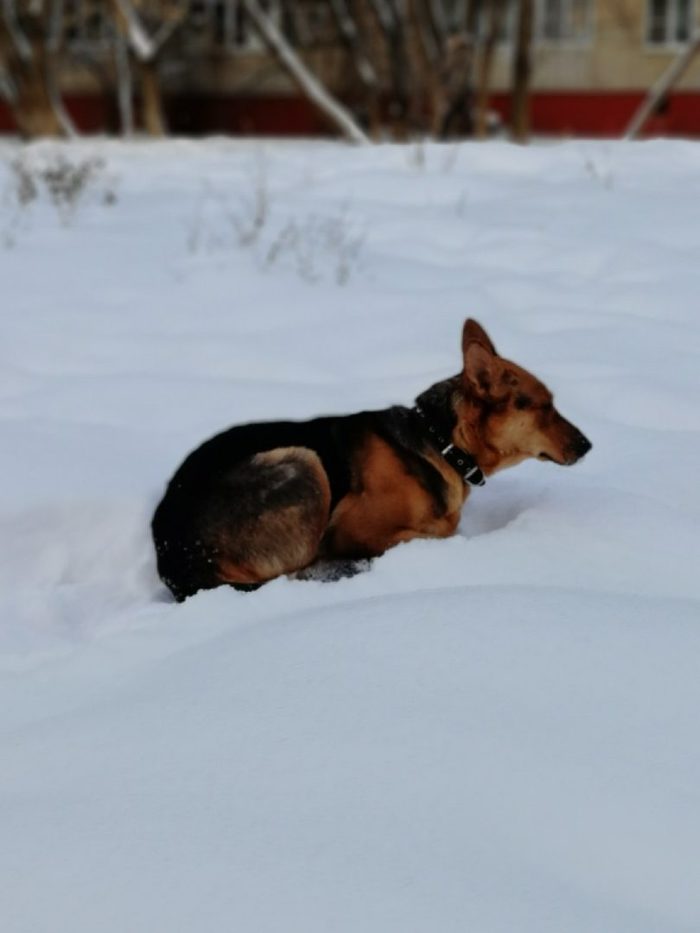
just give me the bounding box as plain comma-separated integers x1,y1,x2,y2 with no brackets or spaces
114,27,134,135
625,30,700,139
112,0,156,61
240,0,370,144
2,0,33,61
46,55,77,137
47,0,63,53
0,66,17,103
329,0,378,89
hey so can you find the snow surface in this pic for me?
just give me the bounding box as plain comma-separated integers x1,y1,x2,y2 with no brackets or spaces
1,138,699,932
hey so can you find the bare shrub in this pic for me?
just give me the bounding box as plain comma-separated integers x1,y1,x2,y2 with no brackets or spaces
407,139,427,171
37,154,107,223
583,153,614,190
264,212,364,285
10,158,39,208
1,150,117,245
187,158,364,286
1,157,39,247
227,157,269,247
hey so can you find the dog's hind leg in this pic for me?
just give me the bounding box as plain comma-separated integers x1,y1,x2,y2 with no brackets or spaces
292,558,373,583
212,447,331,588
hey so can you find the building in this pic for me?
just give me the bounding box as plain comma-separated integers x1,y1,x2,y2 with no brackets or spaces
1,0,699,137
484,0,700,135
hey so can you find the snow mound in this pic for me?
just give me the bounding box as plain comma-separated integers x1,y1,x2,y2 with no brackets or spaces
1,139,699,931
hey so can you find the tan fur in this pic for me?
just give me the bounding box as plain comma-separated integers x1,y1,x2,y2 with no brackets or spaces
457,347,587,471
217,447,331,585
319,322,589,562
323,434,467,558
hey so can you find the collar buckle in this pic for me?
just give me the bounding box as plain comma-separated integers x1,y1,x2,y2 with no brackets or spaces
463,464,486,486
414,406,485,489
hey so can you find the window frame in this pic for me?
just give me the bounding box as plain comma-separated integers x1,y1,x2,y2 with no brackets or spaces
535,0,595,49
644,0,695,51
475,0,594,50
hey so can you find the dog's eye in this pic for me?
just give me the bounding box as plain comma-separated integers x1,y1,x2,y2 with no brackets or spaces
514,394,531,410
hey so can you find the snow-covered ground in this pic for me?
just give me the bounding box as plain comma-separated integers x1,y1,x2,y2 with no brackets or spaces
1,138,699,933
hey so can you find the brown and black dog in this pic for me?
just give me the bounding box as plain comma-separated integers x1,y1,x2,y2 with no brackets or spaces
152,319,591,601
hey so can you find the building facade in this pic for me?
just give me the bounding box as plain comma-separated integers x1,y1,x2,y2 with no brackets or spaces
485,0,700,134
1,0,699,136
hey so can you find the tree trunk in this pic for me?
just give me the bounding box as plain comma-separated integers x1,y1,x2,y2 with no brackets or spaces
328,0,381,135
409,0,440,132
138,58,166,136
45,53,76,137
423,0,446,46
366,0,411,139
411,0,440,70
12,64,62,136
625,30,700,139
465,0,481,37
432,32,475,139
114,29,134,136
241,0,370,144
475,0,506,137
2,39,63,137
511,0,533,143
0,3,69,138
108,0,188,136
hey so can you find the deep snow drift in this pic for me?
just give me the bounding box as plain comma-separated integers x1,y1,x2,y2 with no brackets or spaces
1,138,699,932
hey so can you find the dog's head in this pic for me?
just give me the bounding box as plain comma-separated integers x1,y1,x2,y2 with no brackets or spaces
454,319,592,474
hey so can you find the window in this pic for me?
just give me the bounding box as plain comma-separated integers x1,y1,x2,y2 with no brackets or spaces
539,0,592,43
647,0,692,45
474,0,592,45
473,0,518,43
64,0,111,47
63,0,280,54
185,1,278,52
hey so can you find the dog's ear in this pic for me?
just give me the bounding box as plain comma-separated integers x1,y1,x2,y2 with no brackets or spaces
462,322,515,401
463,319,499,399
463,341,503,400
462,318,497,357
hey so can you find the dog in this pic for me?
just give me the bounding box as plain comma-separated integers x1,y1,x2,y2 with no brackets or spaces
152,319,591,601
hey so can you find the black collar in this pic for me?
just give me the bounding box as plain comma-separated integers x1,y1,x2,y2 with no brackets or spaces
413,406,485,487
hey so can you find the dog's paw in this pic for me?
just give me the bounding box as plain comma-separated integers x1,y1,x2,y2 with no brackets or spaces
292,558,373,583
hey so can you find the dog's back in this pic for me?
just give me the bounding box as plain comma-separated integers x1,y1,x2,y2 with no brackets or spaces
152,413,368,601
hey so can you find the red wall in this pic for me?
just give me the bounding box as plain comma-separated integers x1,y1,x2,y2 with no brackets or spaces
0,93,116,134
1,90,699,137
490,91,700,137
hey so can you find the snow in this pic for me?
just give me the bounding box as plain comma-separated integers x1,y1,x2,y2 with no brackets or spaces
1,138,699,932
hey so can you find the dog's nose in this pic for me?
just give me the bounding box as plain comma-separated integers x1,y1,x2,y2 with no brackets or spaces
571,432,592,459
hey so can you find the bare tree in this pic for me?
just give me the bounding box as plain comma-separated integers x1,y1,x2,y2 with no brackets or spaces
108,0,188,136
241,0,370,144
411,0,441,72
113,28,134,136
511,0,532,142
474,0,505,137
328,0,381,134
626,28,700,139
464,0,481,37
408,0,441,133
422,0,448,46
0,0,75,137
432,30,475,138
365,0,412,138
0,0,511,144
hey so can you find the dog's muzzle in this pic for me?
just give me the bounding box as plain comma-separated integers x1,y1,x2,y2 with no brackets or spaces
565,431,593,464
